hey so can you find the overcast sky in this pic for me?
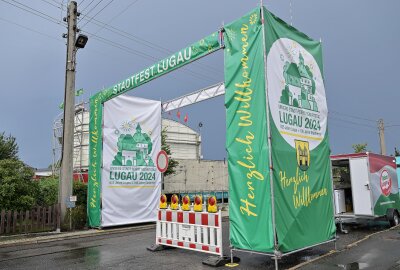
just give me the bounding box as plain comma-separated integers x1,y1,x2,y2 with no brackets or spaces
0,0,399,168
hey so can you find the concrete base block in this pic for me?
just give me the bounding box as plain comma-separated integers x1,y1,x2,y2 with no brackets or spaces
202,256,240,267
146,244,175,252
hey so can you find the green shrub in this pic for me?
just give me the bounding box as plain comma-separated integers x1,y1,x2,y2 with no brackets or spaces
73,181,87,207
71,205,87,230
37,178,87,207
58,181,88,230
38,177,59,206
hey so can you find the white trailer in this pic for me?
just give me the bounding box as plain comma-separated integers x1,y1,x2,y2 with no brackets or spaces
331,152,400,228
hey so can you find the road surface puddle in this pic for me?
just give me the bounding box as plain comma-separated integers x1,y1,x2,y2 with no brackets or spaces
337,262,369,269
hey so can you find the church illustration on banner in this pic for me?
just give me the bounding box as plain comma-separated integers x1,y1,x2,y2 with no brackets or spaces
112,123,155,167
280,53,318,112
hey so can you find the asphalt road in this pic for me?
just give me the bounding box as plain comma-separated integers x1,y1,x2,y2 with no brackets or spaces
0,221,393,270
300,225,400,270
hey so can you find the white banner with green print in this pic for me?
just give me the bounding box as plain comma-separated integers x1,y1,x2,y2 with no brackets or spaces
101,95,161,227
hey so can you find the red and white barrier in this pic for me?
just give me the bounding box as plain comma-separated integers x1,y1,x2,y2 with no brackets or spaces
156,209,223,256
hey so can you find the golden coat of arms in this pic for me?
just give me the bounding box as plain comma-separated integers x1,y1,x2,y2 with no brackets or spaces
295,140,310,171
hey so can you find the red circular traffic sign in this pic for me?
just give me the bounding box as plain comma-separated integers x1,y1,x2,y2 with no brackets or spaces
156,150,169,173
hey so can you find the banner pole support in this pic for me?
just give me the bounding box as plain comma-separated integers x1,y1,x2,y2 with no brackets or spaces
260,3,277,244
260,4,280,270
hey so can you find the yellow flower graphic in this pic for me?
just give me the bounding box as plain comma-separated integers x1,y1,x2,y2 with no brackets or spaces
121,121,133,132
249,13,258,25
225,28,236,41
191,45,199,54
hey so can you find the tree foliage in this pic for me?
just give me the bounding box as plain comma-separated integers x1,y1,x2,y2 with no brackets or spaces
395,147,400,157
0,159,39,210
161,128,178,176
0,132,18,160
352,143,368,153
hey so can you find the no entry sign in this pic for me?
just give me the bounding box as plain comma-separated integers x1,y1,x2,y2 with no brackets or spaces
156,150,169,173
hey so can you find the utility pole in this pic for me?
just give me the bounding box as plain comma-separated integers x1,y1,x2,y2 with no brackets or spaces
59,1,78,229
378,118,386,155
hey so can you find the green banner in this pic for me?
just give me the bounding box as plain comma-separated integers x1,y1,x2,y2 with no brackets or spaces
263,7,335,252
98,32,220,104
88,32,221,227
87,92,103,227
224,8,274,252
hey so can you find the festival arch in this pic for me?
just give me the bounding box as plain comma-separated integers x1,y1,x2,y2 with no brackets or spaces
88,5,336,259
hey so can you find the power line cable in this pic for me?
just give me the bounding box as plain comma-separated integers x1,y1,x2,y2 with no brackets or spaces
0,16,64,43
48,0,62,5
84,17,171,54
80,0,95,13
386,124,400,128
53,1,164,53
78,11,222,75
57,0,222,76
40,0,62,10
331,112,397,128
79,0,105,22
11,0,63,25
60,0,66,22
1,0,65,26
86,15,222,76
4,0,221,84
85,31,160,61
329,115,376,129
79,0,114,29
38,0,66,28
329,121,376,131
0,16,135,66
329,110,376,123
93,0,140,35
84,30,217,83
2,0,219,86
1,1,217,93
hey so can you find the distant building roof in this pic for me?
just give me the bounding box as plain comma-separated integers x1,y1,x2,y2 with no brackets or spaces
162,119,201,160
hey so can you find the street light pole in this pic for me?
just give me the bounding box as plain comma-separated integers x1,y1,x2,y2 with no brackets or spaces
59,1,78,228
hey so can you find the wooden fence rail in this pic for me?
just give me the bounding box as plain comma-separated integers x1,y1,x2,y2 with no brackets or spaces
0,204,60,235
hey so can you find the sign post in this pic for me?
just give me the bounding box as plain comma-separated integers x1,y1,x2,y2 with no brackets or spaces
65,197,76,231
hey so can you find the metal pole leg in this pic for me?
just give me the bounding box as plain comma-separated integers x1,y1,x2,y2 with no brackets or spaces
274,256,279,270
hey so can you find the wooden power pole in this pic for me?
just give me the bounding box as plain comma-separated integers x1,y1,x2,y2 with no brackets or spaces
378,118,386,155
60,1,78,229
